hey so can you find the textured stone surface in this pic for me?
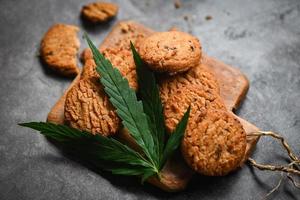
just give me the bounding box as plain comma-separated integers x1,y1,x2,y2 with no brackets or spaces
0,0,299,199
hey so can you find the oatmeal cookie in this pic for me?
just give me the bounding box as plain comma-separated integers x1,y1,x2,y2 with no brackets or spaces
64,77,120,136
40,24,80,77
65,47,137,135
81,2,118,23
139,31,201,74
181,109,247,176
164,84,225,133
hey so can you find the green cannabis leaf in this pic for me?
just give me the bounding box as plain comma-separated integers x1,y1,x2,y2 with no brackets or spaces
130,42,190,169
19,35,191,182
85,35,157,175
162,107,190,165
131,42,165,169
18,122,154,175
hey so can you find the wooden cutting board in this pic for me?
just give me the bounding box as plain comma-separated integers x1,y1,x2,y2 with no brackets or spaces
47,21,260,192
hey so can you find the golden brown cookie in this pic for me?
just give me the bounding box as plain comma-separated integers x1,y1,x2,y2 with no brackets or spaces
159,64,220,105
164,84,225,133
81,2,118,23
181,109,247,176
65,47,138,135
139,31,201,74
64,77,120,136
40,24,80,77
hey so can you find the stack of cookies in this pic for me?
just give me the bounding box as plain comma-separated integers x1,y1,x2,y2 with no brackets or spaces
60,29,247,177
140,31,247,176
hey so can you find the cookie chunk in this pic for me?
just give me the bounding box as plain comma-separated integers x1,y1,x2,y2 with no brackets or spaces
139,31,201,74
81,2,118,23
159,64,220,105
181,110,247,176
40,24,80,77
164,85,225,133
65,77,120,136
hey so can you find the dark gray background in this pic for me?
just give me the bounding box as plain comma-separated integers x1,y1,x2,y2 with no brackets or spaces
0,0,300,199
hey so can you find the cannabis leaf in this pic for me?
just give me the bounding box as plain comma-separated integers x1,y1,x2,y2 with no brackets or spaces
18,122,155,176
131,42,165,168
162,107,190,165
85,35,157,172
19,35,191,182
130,42,190,169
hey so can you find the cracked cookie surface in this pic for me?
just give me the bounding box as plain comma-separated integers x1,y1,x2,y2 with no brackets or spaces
139,31,201,74
164,84,225,133
65,47,137,135
181,109,247,176
81,2,118,23
159,64,220,105
64,77,120,136
40,24,80,77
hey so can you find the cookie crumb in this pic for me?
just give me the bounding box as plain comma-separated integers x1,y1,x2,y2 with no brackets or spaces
205,15,213,21
120,22,133,33
169,26,179,31
174,0,181,9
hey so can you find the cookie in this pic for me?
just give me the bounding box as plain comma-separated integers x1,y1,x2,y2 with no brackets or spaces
65,47,138,135
64,77,120,136
81,2,118,23
181,109,247,176
139,31,201,74
159,64,220,105
81,48,137,90
40,24,80,77
164,84,225,133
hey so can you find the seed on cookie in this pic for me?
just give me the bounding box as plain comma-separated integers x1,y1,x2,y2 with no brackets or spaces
164,84,225,133
181,109,247,176
139,31,202,74
40,24,80,77
81,2,118,23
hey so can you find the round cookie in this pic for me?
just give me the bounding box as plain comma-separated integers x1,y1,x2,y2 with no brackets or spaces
81,2,118,23
40,24,80,77
181,109,247,176
139,31,202,74
65,77,120,136
164,84,225,133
